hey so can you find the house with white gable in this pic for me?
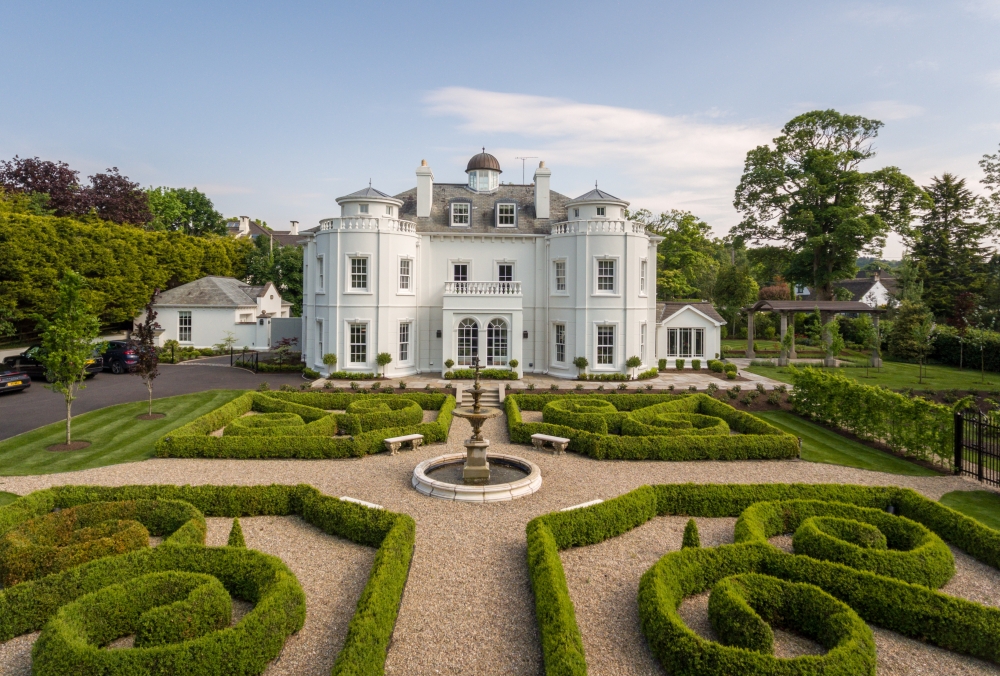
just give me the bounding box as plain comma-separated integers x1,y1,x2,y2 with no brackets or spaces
150,276,291,350
299,151,725,378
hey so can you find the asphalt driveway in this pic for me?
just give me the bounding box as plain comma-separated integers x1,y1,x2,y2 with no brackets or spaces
0,363,308,440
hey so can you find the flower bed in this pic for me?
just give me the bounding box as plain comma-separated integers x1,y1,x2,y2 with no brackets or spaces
506,393,799,460
155,391,455,459
527,482,1000,676
0,483,414,676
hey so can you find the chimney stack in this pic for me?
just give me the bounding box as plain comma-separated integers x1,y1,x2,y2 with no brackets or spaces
533,161,551,219
416,159,434,218
289,220,299,235
239,215,250,236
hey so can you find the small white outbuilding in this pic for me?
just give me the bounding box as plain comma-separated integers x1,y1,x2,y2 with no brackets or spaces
149,276,291,350
655,301,727,367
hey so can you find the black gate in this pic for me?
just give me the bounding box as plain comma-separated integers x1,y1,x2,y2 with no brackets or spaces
954,410,1000,487
231,349,258,373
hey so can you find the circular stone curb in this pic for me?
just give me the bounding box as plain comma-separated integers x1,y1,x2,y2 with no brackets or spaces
412,452,542,503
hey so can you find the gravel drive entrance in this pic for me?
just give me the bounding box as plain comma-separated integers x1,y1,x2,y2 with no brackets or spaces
0,414,996,675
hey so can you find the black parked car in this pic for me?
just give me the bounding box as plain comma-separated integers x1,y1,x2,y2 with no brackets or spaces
103,340,139,374
1,346,103,381
0,368,31,394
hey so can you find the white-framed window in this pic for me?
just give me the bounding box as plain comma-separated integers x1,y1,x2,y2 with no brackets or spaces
640,259,648,295
597,258,616,293
597,325,615,365
359,203,369,214
399,258,412,291
497,263,513,282
316,320,324,361
468,172,476,189
554,260,566,292
486,318,509,366
350,257,368,290
453,262,469,281
555,324,566,363
349,323,367,363
385,205,393,216
640,323,647,363
497,203,516,227
666,328,705,358
178,311,192,343
239,313,252,323
317,255,325,291
451,202,470,226
573,208,580,218
457,318,478,366
597,206,606,217
399,322,410,362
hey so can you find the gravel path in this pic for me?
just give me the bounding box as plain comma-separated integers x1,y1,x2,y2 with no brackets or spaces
1,413,997,675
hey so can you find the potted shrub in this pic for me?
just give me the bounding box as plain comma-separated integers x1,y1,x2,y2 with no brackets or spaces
322,353,337,375
376,352,393,377
625,355,641,379
573,356,589,377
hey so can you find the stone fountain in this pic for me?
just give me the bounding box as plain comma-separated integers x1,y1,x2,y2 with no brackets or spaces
411,358,542,502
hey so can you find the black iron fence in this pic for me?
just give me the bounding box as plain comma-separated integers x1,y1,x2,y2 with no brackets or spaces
231,349,259,373
954,410,1000,487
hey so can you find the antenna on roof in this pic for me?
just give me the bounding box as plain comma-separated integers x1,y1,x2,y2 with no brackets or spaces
369,178,372,188
516,156,538,185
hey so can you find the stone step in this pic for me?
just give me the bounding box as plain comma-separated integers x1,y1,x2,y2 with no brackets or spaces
459,388,501,406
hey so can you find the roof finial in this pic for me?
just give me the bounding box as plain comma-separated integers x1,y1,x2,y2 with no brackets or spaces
482,146,485,154
595,180,598,189
369,178,372,188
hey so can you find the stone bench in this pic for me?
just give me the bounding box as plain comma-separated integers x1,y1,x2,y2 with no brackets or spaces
531,433,570,455
384,433,423,455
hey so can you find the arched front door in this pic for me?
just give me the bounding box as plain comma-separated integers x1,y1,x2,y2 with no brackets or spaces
457,318,479,366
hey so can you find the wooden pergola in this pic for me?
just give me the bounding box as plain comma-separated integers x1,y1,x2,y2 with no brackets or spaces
741,300,887,366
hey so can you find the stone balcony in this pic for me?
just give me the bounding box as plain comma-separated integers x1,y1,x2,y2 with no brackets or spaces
549,219,647,235
319,217,416,233
444,281,522,296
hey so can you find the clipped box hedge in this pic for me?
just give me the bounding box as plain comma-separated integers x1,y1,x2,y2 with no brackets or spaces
0,483,415,676
156,391,455,459
526,482,1000,676
507,393,799,460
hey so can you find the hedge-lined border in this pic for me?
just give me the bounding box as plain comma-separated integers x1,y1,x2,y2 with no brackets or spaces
0,483,416,676
156,391,455,459
526,483,1000,676
507,393,799,460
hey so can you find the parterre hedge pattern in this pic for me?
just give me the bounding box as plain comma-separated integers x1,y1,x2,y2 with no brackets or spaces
156,391,455,459
526,483,1000,676
507,393,799,460
0,483,415,676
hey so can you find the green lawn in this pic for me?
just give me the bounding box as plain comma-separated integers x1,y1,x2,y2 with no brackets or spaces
0,491,18,506
754,411,937,476
939,490,1000,531
747,360,1000,392
0,390,244,476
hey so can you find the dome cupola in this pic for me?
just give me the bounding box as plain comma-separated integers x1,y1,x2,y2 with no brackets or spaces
466,148,501,193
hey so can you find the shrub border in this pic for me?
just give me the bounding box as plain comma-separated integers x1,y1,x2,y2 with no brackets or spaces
526,483,1000,676
0,483,415,676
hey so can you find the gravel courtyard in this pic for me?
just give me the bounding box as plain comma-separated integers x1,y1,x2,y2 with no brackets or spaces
1,413,998,675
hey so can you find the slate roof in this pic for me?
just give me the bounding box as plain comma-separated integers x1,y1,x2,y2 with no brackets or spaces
341,186,396,200
657,300,726,325
800,276,897,303
225,220,303,247
568,188,626,203
154,277,271,307
395,183,572,234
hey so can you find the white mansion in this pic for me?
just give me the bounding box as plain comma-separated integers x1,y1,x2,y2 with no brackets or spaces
300,152,724,379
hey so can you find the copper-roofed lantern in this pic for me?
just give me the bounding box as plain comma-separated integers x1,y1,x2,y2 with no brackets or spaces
466,148,501,193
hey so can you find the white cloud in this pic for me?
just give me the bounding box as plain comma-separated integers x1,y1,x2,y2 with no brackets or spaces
985,70,1000,86
424,87,775,232
855,100,924,121
964,0,1000,20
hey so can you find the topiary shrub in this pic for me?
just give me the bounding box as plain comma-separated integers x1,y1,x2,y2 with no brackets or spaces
682,519,700,548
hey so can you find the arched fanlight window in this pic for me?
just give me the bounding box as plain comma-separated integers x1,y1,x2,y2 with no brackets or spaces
457,318,479,366
486,318,509,366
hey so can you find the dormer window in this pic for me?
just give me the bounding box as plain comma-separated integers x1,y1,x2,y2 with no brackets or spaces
496,202,516,227
451,202,471,226
596,206,606,217
359,204,369,214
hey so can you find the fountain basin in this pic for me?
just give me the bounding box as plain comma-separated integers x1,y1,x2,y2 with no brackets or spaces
412,452,542,502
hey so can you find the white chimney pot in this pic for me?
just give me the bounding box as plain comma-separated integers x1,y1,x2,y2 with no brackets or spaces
416,160,434,218
533,161,551,219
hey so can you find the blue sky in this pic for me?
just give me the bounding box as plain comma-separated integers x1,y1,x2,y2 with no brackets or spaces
3,1,999,256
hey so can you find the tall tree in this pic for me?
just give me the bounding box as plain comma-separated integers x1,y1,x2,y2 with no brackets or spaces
147,186,225,236
980,142,1000,231
245,236,303,315
0,156,81,215
628,209,722,300
733,110,923,300
82,167,152,226
35,271,104,446
713,264,759,329
904,173,988,320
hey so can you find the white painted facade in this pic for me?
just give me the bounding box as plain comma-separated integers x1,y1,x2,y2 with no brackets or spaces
655,305,726,367
150,278,290,350
300,155,722,379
